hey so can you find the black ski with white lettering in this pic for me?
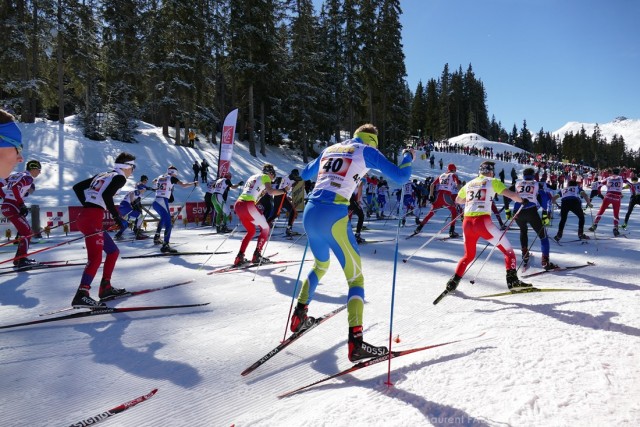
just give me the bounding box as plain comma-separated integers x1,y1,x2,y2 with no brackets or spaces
67,388,157,427
241,305,347,376
278,332,485,398
39,280,196,316
521,261,595,278
0,303,210,330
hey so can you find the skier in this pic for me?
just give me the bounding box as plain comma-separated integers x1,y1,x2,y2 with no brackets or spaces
290,123,413,362
376,179,389,218
552,179,592,242
70,152,135,307
414,163,461,238
152,166,199,253
0,109,23,179
440,161,533,295
232,164,285,266
400,179,417,227
211,172,243,232
348,178,366,243
622,176,640,229
115,175,153,240
1,160,41,268
511,167,559,270
588,168,624,236
267,168,302,237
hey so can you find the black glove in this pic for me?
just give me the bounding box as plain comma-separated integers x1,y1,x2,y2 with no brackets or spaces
429,195,435,203
237,181,245,186
19,205,29,217
132,199,143,211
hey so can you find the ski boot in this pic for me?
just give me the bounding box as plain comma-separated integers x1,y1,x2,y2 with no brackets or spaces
445,274,462,292
98,278,127,300
160,242,178,253
621,222,628,230
15,258,38,270
448,230,460,238
72,288,106,308
285,226,293,237
588,224,597,232
413,225,423,235
348,325,388,362
553,235,561,243
541,255,559,271
233,252,247,267
578,233,590,240
506,269,533,290
355,233,365,244
613,227,620,237
290,302,309,332
153,234,162,245
251,251,270,264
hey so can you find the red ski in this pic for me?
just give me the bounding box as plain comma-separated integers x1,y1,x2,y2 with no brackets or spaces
67,388,158,427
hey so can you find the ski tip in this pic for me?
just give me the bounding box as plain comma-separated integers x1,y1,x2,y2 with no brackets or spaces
402,259,407,263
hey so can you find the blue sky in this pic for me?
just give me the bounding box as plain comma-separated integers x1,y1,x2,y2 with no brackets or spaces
314,0,640,133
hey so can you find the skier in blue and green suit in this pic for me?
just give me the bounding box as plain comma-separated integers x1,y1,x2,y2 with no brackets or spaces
291,123,414,362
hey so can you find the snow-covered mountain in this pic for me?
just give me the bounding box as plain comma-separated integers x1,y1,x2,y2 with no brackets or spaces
553,117,640,152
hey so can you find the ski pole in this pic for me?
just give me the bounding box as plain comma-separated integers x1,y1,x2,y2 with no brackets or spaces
198,224,239,270
171,185,198,226
469,205,523,284
287,231,307,248
385,185,406,387
0,219,77,249
0,225,118,265
402,212,463,263
588,206,599,252
282,240,309,341
516,232,539,272
461,241,491,276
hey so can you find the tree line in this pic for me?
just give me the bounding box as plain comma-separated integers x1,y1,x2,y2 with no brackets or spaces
1,0,635,168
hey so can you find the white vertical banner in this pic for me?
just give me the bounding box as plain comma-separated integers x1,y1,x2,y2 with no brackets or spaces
217,108,238,178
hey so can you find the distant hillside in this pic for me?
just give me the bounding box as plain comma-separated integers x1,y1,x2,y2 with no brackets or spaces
553,117,640,152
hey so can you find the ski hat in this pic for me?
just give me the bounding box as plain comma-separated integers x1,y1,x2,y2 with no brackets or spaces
479,161,495,175
26,160,41,170
447,163,456,172
0,121,22,151
167,166,178,176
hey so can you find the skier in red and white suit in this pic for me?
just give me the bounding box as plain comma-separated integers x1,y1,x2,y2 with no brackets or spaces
589,168,624,236
414,163,461,237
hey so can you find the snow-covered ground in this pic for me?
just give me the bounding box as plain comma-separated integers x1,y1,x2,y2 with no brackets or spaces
1,120,639,426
